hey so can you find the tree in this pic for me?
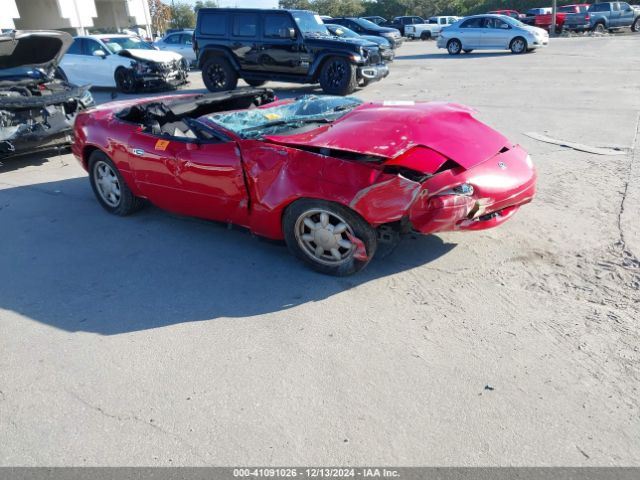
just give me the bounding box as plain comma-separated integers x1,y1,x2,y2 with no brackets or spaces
279,0,313,8
149,0,172,35
169,1,196,29
194,0,219,13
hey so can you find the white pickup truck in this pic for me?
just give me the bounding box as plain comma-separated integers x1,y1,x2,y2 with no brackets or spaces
404,16,462,40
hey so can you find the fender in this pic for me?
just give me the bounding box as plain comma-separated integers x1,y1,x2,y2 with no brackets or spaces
307,50,361,79
198,45,240,70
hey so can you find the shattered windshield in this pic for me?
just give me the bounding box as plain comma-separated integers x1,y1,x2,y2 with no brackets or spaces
208,95,363,139
292,11,330,36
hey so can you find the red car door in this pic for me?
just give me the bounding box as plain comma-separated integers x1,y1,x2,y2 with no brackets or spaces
128,128,249,226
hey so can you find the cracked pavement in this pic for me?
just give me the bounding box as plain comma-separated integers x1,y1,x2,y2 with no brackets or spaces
0,36,639,465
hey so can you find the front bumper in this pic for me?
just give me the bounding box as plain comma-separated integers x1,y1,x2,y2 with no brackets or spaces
357,63,389,82
132,69,188,90
408,146,537,234
564,24,590,31
386,36,403,48
381,49,395,61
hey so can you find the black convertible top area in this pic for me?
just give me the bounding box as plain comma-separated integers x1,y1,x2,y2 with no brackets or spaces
118,88,275,126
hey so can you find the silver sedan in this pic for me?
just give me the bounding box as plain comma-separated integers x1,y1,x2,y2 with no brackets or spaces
437,15,549,55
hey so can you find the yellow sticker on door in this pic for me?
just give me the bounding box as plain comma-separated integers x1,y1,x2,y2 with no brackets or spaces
155,139,170,151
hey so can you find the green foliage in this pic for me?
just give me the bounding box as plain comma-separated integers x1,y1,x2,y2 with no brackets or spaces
282,0,568,19
194,0,219,12
170,1,196,29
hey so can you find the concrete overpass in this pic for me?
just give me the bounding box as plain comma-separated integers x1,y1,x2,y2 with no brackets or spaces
1,0,152,37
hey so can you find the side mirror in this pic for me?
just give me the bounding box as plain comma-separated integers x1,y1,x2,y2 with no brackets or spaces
288,27,297,39
93,49,107,58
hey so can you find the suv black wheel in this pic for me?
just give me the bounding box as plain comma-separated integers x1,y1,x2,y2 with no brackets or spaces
319,57,357,96
202,57,238,92
245,79,266,87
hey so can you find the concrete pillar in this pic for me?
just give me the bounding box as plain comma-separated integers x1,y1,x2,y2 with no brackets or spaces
0,0,19,30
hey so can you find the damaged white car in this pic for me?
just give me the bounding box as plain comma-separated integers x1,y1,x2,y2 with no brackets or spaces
60,34,188,93
0,30,94,159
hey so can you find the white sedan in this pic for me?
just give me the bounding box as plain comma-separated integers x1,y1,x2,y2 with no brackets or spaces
154,30,197,67
437,15,549,55
60,34,188,92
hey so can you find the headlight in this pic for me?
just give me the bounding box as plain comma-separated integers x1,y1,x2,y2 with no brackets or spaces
438,183,475,196
381,32,394,38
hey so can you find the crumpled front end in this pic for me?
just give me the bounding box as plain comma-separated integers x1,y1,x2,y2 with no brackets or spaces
0,84,94,158
348,144,536,235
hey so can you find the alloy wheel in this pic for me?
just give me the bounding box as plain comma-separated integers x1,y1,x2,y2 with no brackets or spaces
326,61,346,88
206,64,227,89
94,160,121,208
295,209,356,266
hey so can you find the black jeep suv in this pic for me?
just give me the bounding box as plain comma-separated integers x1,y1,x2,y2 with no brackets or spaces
193,8,389,95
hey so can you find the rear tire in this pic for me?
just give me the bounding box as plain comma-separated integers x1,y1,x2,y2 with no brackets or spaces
88,150,143,216
632,17,640,32
463,49,473,53
593,22,606,33
202,57,238,92
447,39,462,55
245,79,266,87
283,199,377,276
114,67,136,93
420,31,432,40
319,56,358,96
510,36,527,54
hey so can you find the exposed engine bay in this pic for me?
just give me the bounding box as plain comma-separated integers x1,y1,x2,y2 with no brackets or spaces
0,30,94,158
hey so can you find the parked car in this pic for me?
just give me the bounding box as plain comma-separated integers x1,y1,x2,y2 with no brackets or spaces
438,15,549,54
362,16,388,25
535,4,589,32
404,16,462,40
488,10,524,19
155,29,196,67
329,17,404,48
563,1,640,32
381,16,426,36
522,7,551,25
324,24,395,62
0,30,94,159
193,8,389,96
72,89,536,275
60,34,188,93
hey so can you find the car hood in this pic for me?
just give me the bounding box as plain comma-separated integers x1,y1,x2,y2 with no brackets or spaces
264,102,510,171
360,35,389,46
117,48,183,63
330,36,379,48
0,30,72,70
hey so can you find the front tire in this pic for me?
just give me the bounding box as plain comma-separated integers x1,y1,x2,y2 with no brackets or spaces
447,39,462,55
114,67,136,93
88,150,143,216
202,57,238,92
510,36,527,54
319,57,358,96
283,199,377,276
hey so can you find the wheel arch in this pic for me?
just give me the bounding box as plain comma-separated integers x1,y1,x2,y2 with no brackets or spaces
198,46,240,71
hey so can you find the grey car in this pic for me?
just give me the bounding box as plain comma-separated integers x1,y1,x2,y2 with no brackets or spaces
437,15,549,55
155,30,196,67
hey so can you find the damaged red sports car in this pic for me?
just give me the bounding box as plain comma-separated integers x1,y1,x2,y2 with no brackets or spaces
72,88,536,275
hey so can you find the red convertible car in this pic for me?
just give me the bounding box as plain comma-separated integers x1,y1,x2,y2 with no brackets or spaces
72,89,536,275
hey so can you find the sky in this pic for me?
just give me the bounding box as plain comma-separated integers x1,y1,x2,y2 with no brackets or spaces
180,0,280,8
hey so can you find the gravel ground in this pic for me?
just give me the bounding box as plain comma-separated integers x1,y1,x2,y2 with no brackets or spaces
0,36,639,466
